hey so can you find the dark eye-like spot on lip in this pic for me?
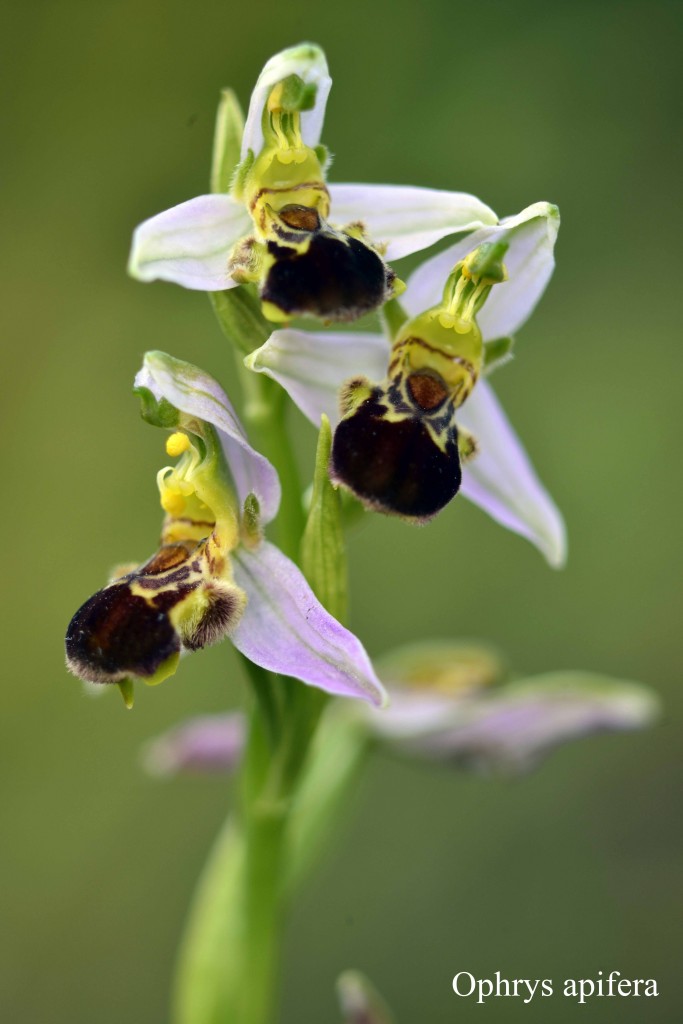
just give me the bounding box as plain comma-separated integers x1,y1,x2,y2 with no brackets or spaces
277,204,321,232
407,371,449,412
262,231,394,323
331,402,462,520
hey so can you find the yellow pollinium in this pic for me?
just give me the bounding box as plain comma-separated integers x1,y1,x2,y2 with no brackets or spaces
166,431,191,457
157,434,200,517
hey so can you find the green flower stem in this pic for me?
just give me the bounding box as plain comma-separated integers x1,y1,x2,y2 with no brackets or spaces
211,289,334,1024
238,705,290,1024
205,100,351,1018
176,87,350,1024
238,652,282,752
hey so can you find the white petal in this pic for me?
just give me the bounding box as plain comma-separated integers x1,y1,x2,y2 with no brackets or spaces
370,689,461,739
241,43,332,159
328,184,498,260
136,352,281,523
128,194,250,290
246,328,390,427
231,541,387,706
404,201,560,337
458,380,566,567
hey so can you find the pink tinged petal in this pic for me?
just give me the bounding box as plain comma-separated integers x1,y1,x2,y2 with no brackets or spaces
458,379,567,567
246,329,390,427
241,43,332,159
136,352,281,524
403,201,560,338
142,713,246,777
328,184,498,260
389,673,659,775
128,194,250,290
231,541,387,706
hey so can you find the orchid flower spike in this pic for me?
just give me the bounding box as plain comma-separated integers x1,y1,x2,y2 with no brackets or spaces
65,352,386,709
128,43,497,324
247,202,567,567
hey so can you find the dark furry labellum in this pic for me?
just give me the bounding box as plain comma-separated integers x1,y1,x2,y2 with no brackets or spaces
331,390,462,521
65,581,191,684
65,541,243,685
262,230,394,322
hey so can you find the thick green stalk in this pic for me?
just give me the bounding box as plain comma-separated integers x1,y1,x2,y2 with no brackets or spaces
230,412,350,1024
237,706,291,1024
176,89,351,1024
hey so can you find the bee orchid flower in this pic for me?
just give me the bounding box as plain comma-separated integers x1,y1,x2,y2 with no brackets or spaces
128,43,497,324
368,641,660,775
246,202,567,566
65,352,386,708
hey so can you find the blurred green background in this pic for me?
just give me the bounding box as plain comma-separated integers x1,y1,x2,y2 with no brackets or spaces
2,0,681,1021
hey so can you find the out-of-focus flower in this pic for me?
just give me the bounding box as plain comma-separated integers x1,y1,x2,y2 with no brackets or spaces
142,712,245,776
247,202,566,566
65,352,386,708
147,638,657,779
370,641,660,775
128,43,497,323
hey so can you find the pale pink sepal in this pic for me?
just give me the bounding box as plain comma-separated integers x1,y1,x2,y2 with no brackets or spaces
232,541,387,706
